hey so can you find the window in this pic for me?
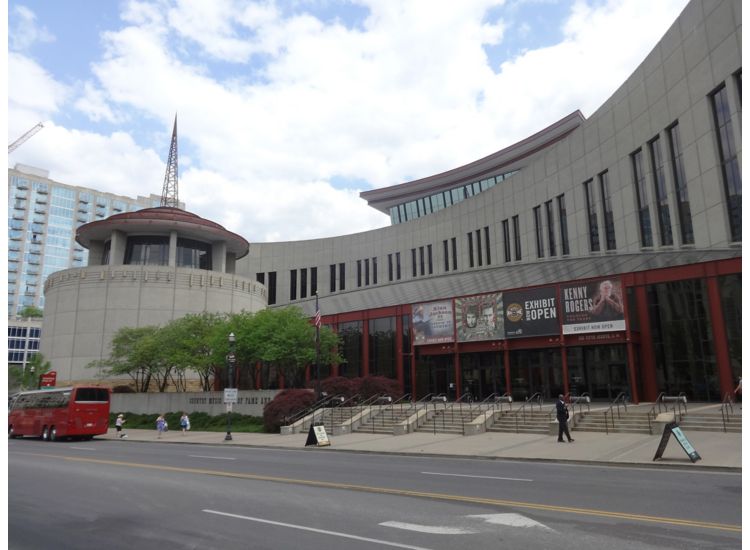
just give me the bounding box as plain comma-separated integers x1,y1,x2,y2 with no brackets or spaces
311,267,317,296
598,171,617,250
256,272,265,285
101,241,111,265
124,236,169,265
176,238,212,270
388,254,394,282
512,215,521,260
364,258,370,286
545,201,556,256
583,180,600,252
533,206,544,258
357,260,362,287
329,264,336,292
372,257,377,285
411,248,417,277
649,136,673,246
557,194,570,255
419,246,425,276
339,263,346,291
467,232,474,268
290,269,297,300
667,123,694,244
395,252,401,280
502,219,511,262
268,272,277,305
426,245,432,275
475,229,482,266
710,84,742,242
442,240,449,272
300,268,307,298
451,238,457,270
484,226,491,265
631,149,653,247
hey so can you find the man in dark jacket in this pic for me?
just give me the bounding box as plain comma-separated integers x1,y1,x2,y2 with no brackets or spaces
556,394,574,443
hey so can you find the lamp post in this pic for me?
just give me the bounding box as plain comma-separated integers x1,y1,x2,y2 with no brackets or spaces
225,332,236,441
29,366,35,390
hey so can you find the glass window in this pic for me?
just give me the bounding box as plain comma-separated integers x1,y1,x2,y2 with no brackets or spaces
533,206,544,258
710,85,741,242
300,267,307,298
268,272,277,305
338,321,363,378
290,269,297,301
426,246,432,275
512,215,521,261
649,136,673,246
451,238,457,271
329,264,336,292
369,317,396,378
411,248,417,277
598,171,616,250
475,229,482,267
339,263,345,290
395,252,401,280
484,226,491,265
583,179,600,252
545,200,556,256
557,194,570,255
176,238,212,270
388,254,394,281
371,259,376,285
311,267,317,296
124,236,169,265
631,149,653,247
442,241,449,272
667,123,694,244
502,219,511,262
357,260,362,287
467,233,474,268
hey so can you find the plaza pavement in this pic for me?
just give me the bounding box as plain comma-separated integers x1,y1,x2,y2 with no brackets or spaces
106,422,741,471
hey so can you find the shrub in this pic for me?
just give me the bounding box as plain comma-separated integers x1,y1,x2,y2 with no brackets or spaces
358,376,401,399
319,376,357,399
262,389,316,433
112,385,135,393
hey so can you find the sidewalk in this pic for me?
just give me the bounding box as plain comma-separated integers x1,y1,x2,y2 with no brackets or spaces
106,426,741,471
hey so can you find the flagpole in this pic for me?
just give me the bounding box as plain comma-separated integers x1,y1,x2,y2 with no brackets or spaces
315,293,321,400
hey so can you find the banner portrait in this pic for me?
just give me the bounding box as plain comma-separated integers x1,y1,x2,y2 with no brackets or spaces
561,278,626,334
412,301,454,345
455,293,504,342
503,286,559,338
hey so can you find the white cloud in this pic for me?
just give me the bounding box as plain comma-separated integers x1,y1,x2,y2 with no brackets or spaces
7,0,690,243
9,5,55,51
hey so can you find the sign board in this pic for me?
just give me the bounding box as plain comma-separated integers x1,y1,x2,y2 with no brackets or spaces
305,423,331,447
455,293,504,342
39,371,57,388
503,287,559,338
561,278,626,334
653,422,701,463
223,388,238,404
226,352,237,364
412,301,454,345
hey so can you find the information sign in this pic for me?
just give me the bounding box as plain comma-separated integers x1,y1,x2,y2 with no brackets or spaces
305,423,331,447
223,388,238,404
653,422,701,463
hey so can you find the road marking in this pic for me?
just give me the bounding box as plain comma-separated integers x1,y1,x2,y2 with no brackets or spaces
468,513,552,530
28,453,741,534
68,447,96,451
380,521,475,534
203,510,434,550
189,455,236,460
421,471,532,482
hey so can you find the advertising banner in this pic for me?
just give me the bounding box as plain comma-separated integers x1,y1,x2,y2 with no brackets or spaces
503,287,559,338
455,293,504,342
412,301,454,345
561,278,626,334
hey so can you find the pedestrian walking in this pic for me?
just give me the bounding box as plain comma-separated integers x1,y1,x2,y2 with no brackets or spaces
115,414,128,439
156,414,167,438
180,412,190,434
556,394,574,443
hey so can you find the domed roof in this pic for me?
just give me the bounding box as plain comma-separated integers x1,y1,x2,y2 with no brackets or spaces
76,206,249,258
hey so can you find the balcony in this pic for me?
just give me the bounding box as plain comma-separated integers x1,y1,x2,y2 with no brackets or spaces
12,213,25,220
35,197,48,205
36,188,48,195
8,245,21,252
26,270,39,276
34,208,47,215
27,259,40,266
14,203,27,210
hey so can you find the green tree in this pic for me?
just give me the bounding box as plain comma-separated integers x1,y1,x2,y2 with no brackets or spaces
87,326,160,392
18,305,43,318
9,352,51,391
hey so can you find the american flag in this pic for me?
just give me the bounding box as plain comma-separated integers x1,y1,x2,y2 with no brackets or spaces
314,306,321,328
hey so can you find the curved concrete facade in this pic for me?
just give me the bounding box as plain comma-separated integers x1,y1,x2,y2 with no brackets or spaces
237,0,741,318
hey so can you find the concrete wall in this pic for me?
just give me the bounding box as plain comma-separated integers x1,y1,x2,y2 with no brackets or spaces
111,390,281,417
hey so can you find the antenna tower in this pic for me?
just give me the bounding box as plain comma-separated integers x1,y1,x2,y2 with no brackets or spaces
161,115,179,208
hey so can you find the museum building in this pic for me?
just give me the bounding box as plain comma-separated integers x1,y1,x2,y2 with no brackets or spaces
234,0,741,403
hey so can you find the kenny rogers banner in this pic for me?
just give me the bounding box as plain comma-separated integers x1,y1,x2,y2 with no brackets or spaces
412,301,455,345
561,278,626,334
455,293,504,342
503,287,559,338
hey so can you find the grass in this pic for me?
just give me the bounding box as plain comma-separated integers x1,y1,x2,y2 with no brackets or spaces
110,411,266,433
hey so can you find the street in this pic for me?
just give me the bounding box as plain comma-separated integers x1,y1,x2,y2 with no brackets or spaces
9,438,741,549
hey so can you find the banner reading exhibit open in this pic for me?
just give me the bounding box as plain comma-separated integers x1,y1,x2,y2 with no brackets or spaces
455,293,504,342
412,300,454,345
561,278,626,334
502,286,559,338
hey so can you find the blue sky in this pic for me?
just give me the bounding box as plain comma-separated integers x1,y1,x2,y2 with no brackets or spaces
8,0,690,242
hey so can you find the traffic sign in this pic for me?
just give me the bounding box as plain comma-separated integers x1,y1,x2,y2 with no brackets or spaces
223,388,238,404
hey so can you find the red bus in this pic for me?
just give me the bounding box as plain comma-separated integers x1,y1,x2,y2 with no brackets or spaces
8,386,111,441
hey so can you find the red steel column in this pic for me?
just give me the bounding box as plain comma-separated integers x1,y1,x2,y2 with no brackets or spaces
706,276,734,398
396,314,404,390
635,285,658,401
504,347,511,395
362,318,370,377
561,338,569,397
621,284,640,404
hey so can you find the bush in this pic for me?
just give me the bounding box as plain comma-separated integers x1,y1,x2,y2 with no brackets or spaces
358,376,401,399
112,385,135,393
319,376,357,399
108,411,264,432
262,389,316,433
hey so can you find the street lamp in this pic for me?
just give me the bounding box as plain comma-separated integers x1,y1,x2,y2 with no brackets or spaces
225,332,236,441
29,366,35,390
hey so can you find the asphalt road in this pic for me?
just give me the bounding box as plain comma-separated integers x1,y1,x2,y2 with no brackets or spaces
9,438,741,549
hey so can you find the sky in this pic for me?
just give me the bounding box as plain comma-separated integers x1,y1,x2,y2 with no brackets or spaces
7,0,692,243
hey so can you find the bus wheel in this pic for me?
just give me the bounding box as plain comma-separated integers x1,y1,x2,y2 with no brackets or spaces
42,426,49,441
49,427,57,442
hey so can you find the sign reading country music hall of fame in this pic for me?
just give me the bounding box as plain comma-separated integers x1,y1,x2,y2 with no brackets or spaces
503,287,559,338
561,278,626,334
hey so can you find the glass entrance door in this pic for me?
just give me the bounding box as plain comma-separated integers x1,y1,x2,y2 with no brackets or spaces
460,352,501,401
415,354,454,399
566,345,629,401
509,348,563,401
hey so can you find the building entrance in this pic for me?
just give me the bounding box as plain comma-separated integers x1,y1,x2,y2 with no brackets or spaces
415,354,454,399
460,352,502,401
567,345,629,400
508,348,563,401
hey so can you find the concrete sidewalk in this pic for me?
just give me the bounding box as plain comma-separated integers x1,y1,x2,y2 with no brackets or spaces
106,426,741,471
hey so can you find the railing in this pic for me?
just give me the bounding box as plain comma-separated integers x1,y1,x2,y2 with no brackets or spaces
720,392,736,433
283,393,343,428
430,394,453,434
602,391,628,435
371,393,413,433
302,394,353,431
566,393,591,417
508,393,545,434
479,392,513,426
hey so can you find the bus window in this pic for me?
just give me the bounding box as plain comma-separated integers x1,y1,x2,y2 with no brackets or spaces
74,388,109,402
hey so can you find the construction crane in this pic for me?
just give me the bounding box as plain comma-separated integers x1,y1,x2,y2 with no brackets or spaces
8,122,44,153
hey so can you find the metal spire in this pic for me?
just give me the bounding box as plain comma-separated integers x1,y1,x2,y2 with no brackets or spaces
161,115,179,208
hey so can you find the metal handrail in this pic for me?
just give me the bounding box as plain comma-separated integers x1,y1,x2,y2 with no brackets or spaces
510,393,544,433
567,392,591,416
601,392,628,435
379,393,412,430
720,392,736,433
284,393,342,427
480,392,514,426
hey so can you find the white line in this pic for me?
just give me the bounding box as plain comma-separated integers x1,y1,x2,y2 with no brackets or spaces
68,447,96,451
203,510,434,550
421,471,532,482
189,455,236,460
380,521,475,534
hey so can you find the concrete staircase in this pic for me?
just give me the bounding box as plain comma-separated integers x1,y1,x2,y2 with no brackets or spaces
356,406,415,434
573,409,653,434
678,412,742,433
305,406,357,433
487,410,553,435
416,407,478,434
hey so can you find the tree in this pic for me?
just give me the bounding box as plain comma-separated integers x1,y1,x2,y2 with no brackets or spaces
87,326,160,392
18,305,43,318
9,352,51,391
